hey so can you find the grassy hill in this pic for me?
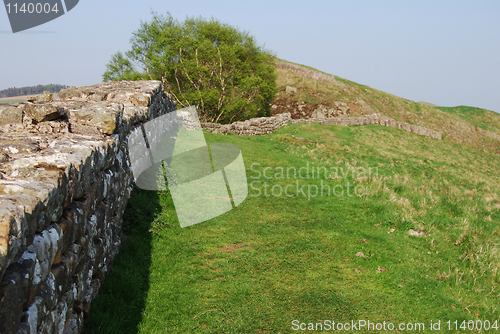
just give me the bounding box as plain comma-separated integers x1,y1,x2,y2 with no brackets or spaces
82,60,500,333
273,59,500,154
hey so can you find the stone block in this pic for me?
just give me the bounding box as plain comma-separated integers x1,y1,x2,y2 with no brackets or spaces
23,104,61,123
16,322,30,334
25,296,44,333
69,101,123,135
39,271,57,311
0,105,23,126
51,262,68,300
37,91,53,103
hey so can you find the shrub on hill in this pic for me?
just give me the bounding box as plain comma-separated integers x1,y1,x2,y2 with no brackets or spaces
103,12,277,124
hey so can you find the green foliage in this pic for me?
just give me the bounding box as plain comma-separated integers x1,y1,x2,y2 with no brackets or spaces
103,12,277,123
102,52,143,82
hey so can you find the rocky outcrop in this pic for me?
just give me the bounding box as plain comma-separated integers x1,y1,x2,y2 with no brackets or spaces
0,80,176,334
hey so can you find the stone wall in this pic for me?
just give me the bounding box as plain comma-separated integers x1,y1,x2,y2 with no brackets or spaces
293,113,443,140
0,81,176,334
201,113,291,136
202,112,443,140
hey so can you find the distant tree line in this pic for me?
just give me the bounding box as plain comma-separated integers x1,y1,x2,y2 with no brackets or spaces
0,84,68,98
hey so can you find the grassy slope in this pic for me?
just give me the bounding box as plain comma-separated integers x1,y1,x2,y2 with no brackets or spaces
83,126,500,333
82,60,500,333
273,58,500,154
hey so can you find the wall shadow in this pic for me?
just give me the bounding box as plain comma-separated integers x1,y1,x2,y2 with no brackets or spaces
81,185,161,334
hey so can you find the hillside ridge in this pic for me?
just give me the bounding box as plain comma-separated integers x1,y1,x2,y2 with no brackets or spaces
272,58,500,154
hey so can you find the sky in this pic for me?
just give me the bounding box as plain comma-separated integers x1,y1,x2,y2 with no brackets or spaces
1,0,499,113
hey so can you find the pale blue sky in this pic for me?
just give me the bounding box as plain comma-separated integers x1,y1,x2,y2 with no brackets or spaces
1,0,499,113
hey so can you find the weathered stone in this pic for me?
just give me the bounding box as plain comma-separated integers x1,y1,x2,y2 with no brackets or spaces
0,105,23,126
0,138,40,159
52,87,83,101
50,262,68,300
0,201,29,282
86,93,107,102
37,91,53,103
130,93,151,106
39,271,57,311
22,104,61,123
69,101,123,135
6,259,34,308
19,249,37,304
0,270,25,334
63,313,82,334
53,300,69,333
0,80,176,333
61,244,80,278
25,297,43,334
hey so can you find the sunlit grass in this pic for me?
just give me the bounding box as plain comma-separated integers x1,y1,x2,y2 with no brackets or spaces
83,123,500,333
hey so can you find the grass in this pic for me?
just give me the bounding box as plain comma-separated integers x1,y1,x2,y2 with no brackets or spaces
0,97,28,104
436,106,500,134
82,122,500,333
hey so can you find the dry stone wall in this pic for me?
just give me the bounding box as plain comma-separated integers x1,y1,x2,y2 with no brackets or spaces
201,113,291,136
202,113,443,140
0,80,176,334
294,113,444,140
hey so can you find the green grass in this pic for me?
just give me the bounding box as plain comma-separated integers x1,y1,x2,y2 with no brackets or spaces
436,106,500,134
0,97,28,104
82,123,500,333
